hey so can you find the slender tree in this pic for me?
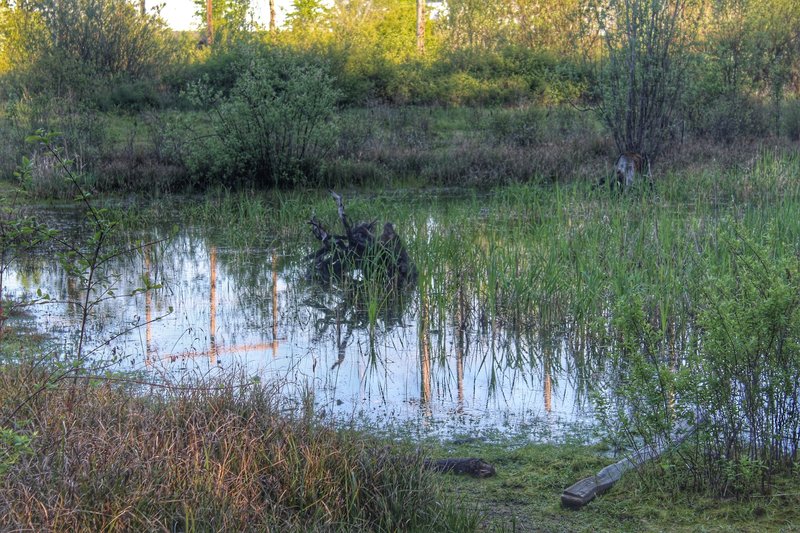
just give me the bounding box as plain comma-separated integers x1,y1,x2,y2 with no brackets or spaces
594,0,695,159
206,0,213,43
269,0,275,32
416,0,425,53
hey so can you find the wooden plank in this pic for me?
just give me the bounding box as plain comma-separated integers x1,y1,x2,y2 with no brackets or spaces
561,473,618,509
561,415,705,509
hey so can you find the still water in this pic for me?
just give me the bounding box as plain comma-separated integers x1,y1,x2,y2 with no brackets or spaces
9,209,594,442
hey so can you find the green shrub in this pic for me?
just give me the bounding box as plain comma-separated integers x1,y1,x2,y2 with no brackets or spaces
3,1,182,103
597,224,800,497
173,45,255,98
185,49,340,188
691,228,800,494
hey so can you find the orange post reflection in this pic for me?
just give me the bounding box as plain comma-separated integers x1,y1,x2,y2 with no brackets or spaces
456,286,466,409
209,246,218,366
272,251,279,357
543,340,553,413
544,371,552,413
419,289,432,416
144,245,283,366
144,247,153,365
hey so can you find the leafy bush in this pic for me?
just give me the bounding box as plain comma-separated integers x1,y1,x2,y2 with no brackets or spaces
185,49,340,188
688,93,770,142
597,225,800,496
2,0,182,102
692,229,800,494
171,45,255,98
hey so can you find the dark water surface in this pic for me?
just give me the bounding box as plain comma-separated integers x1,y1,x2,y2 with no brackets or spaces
9,206,594,442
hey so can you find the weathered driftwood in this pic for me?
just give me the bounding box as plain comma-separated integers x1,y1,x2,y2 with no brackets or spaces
614,152,649,188
561,416,705,509
423,458,497,478
597,152,652,190
308,191,416,285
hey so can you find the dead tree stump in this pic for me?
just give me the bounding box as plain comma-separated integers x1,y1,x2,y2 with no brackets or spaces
307,191,417,286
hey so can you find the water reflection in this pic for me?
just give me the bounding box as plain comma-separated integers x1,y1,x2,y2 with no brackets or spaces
141,244,283,366
8,224,593,441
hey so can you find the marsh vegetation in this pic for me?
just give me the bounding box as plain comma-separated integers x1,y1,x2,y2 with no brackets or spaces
3,0,800,530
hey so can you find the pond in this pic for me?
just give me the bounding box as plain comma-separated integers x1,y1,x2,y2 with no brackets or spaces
7,201,597,442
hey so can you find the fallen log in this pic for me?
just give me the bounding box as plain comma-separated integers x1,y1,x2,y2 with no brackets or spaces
561,415,706,509
423,458,497,478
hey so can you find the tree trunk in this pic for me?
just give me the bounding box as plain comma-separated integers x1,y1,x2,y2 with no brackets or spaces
269,0,276,33
416,0,425,53
307,192,416,287
206,0,214,44
139,0,145,16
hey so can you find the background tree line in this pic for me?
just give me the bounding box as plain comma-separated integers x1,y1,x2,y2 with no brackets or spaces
2,0,797,107
1,0,799,189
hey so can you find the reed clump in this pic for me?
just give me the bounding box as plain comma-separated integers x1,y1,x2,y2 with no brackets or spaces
0,360,473,532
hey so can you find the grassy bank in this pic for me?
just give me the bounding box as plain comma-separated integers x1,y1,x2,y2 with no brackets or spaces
427,437,800,532
0,335,478,531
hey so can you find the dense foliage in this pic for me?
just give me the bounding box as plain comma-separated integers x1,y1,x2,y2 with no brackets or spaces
0,0,798,189
185,48,340,188
1,0,797,111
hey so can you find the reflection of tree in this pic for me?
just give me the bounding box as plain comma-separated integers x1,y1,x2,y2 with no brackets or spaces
209,245,217,365
144,244,283,365
301,277,414,370
419,286,432,413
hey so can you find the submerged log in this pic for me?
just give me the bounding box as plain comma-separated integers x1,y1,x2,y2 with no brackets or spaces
308,192,416,286
423,458,497,478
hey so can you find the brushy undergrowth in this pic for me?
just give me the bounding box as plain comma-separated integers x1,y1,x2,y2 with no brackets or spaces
7,102,798,196
0,357,477,532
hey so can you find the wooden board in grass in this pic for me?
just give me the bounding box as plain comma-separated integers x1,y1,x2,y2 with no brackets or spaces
562,414,706,509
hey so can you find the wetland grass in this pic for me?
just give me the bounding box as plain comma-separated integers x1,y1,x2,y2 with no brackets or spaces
168,151,800,368
19,148,797,527
132,151,800,369
0,354,479,532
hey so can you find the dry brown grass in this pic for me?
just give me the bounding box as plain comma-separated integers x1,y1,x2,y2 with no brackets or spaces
0,360,473,532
